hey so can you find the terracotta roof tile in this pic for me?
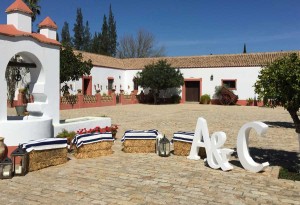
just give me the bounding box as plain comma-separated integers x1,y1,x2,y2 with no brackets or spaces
79,51,300,70
39,17,58,30
74,50,125,69
0,24,60,46
6,0,33,15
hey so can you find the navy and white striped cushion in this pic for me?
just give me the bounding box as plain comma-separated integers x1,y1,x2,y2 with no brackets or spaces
121,129,158,142
72,132,114,148
22,138,68,152
172,131,195,143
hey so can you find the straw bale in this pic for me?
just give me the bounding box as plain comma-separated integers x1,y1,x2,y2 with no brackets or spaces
123,146,155,153
173,141,206,158
73,141,113,152
74,149,113,159
123,139,156,147
28,148,68,171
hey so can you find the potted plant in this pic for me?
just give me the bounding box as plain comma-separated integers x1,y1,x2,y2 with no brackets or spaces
15,104,27,116
56,129,76,145
77,89,82,94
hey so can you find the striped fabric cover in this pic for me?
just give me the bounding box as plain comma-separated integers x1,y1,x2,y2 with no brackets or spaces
22,138,68,152
172,131,195,143
121,129,158,142
72,132,114,148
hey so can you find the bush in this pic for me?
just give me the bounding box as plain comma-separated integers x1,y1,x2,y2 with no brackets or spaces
200,94,211,104
246,98,254,106
171,94,181,104
56,129,76,144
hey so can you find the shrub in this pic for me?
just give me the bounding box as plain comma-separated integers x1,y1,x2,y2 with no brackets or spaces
200,94,211,104
246,98,254,106
171,94,181,104
56,129,76,144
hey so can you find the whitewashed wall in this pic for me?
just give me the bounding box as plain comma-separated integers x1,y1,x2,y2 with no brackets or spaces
7,12,32,33
181,66,261,100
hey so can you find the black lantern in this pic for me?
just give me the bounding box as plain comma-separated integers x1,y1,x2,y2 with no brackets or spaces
11,145,28,176
0,157,13,179
210,75,214,81
158,135,170,157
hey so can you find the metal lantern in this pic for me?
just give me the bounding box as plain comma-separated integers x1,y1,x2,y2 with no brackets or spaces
0,157,13,179
158,135,170,157
11,145,28,176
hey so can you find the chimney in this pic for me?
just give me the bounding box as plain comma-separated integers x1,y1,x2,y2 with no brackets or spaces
38,17,58,40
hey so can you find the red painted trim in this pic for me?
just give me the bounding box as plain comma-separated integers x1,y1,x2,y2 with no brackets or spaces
182,78,202,103
221,79,237,90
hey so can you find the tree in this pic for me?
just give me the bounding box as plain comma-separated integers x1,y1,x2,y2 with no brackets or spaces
108,4,117,57
243,43,247,53
117,29,165,58
73,8,85,50
99,15,110,55
90,32,101,54
61,22,72,46
136,60,184,104
60,45,93,84
83,21,92,52
254,53,300,152
23,0,41,22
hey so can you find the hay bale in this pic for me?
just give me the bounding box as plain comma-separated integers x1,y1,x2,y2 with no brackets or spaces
73,141,114,159
28,148,68,172
173,141,206,158
74,149,113,159
123,139,156,147
123,146,156,153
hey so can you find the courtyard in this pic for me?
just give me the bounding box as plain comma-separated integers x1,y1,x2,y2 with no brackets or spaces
1,104,300,204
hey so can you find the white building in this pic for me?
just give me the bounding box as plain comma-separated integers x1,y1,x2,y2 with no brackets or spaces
69,50,299,105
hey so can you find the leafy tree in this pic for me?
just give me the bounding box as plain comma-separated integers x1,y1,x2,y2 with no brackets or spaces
61,22,72,46
83,21,92,52
99,15,110,55
73,8,85,50
254,53,300,152
23,0,41,22
90,32,101,54
60,45,93,84
108,4,117,57
117,29,165,58
136,60,184,104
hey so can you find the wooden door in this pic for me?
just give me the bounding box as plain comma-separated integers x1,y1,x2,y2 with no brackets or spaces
185,81,200,102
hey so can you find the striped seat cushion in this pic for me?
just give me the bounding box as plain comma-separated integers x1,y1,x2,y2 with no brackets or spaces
172,131,196,143
72,132,114,148
22,138,68,152
121,129,158,142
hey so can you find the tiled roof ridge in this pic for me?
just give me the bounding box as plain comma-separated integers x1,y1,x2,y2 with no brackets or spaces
73,50,300,70
0,24,60,46
6,0,33,15
39,16,58,30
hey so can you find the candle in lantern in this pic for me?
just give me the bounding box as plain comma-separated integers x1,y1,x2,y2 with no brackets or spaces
15,165,22,174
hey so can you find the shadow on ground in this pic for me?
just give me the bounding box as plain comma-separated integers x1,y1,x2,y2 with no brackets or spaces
263,121,295,129
231,147,299,171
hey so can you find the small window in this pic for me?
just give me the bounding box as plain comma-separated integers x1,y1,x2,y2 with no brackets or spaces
222,80,236,90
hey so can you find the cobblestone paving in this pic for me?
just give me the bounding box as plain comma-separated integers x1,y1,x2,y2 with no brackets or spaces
2,104,300,204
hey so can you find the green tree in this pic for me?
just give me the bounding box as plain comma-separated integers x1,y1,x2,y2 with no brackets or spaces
117,29,165,58
23,0,41,22
91,32,101,54
136,60,184,104
108,4,117,57
73,8,85,50
83,21,92,52
254,53,300,152
243,43,247,53
61,22,72,46
99,15,110,55
60,45,93,84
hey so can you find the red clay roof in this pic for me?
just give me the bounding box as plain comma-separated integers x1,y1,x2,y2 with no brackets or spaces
0,24,60,46
39,16,58,30
6,0,33,15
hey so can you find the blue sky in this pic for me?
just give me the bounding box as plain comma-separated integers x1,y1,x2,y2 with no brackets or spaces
1,0,300,56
